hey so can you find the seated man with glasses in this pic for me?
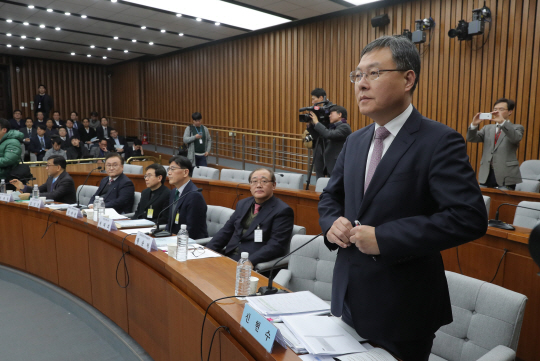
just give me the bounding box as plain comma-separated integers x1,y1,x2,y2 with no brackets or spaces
166,155,208,239
467,98,524,189
10,155,76,203
131,163,170,224
88,153,134,213
206,168,294,266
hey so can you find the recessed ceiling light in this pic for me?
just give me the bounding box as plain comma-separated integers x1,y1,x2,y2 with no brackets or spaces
36,38,41,41
107,47,112,50
6,19,12,23
7,44,11,47
176,13,182,17
39,24,45,28
47,8,53,12
103,56,107,59
179,33,184,36
160,29,166,33
215,22,220,26
141,26,146,29
132,39,137,42
124,50,128,53
71,52,75,55
55,27,61,31
6,33,11,37
196,17,202,21
342,0,382,4
65,12,71,16
19,46,24,49
87,54,91,57
149,42,153,45
81,15,87,18
111,0,117,2
28,5,34,9
23,22,29,26
21,35,26,39
90,45,95,48
113,36,119,40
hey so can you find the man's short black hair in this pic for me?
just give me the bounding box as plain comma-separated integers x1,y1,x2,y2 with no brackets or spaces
494,98,516,111
48,155,67,169
192,112,202,121
36,111,44,115
169,155,193,177
105,152,124,165
133,139,142,146
330,105,348,120
109,128,117,133
58,126,67,132
25,117,33,122
0,118,11,131
82,117,89,123
51,137,63,146
37,124,47,131
71,135,80,140
13,109,21,114
38,84,46,89
146,163,167,184
311,88,326,98
99,138,108,143
71,111,78,116
65,119,73,124
90,111,99,117
53,110,60,115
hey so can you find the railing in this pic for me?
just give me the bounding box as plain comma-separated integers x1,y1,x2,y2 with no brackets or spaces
108,116,313,173
21,156,160,166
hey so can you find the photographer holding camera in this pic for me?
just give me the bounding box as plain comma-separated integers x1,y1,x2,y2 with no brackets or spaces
309,105,352,177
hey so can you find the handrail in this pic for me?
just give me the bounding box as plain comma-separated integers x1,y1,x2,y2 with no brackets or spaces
126,155,160,164
22,158,106,165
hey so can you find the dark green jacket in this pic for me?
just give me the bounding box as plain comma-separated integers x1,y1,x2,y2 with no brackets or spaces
0,129,24,179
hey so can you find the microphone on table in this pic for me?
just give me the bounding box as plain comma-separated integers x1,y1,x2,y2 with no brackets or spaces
75,166,102,209
529,224,540,270
258,232,323,295
152,188,203,237
489,203,540,230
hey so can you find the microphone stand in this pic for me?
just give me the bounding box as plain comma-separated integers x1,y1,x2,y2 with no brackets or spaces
75,167,101,208
258,232,323,295
152,188,203,237
489,203,540,230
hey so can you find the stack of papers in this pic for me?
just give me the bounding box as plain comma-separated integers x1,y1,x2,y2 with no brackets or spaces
114,219,155,229
247,291,331,319
46,203,70,210
275,323,307,354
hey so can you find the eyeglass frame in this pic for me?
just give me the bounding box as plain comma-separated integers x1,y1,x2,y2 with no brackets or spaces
349,68,409,83
105,163,122,169
167,166,189,173
249,179,272,186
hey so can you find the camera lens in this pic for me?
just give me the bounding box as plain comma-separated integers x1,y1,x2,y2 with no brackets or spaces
448,29,457,38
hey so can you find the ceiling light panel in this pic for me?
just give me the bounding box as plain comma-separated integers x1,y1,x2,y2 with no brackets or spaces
342,0,382,5
123,0,290,30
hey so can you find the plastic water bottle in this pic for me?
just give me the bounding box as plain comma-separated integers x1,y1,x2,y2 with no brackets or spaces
0,179,5,193
235,252,252,299
93,196,101,221
97,197,106,220
32,184,39,199
176,224,189,262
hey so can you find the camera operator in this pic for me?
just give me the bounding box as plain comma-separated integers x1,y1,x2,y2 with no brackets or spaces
305,88,334,178
309,105,352,177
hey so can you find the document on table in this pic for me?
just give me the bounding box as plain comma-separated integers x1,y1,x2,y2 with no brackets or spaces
247,291,330,316
46,203,70,210
334,348,397,361
281,315,367,356
120,227,156,235
299,355,335,361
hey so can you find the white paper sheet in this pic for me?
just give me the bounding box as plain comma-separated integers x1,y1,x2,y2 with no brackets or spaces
247,291,330,316
335,348,397,361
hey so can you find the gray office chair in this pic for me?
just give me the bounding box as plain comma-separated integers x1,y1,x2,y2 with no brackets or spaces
254,225,306,273
276,173,304,190
515,160,540,192
429,271,527,361
515,179,540,193
512,201,540,229
482,195,491,215
193,166,219,180
76,185,99,207
273,235,337,301
315,177,330,192
219,169,251,183
195,205,235,245
124,191,141,218
123,164,143,174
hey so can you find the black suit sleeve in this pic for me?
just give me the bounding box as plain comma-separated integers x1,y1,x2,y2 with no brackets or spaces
41,176,75,202
184,193,208,239
104,179,135,213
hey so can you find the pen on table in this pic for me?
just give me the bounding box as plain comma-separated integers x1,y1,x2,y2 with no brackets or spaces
355,220,377,262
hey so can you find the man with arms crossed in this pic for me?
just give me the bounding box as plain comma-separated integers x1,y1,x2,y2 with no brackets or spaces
131,164,170,224
318,35,487,361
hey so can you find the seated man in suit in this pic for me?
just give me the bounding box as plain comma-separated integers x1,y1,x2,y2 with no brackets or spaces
29,125,51,161
88,153,134,214
65,119,79,141
52,111,64,128
10,155,76,203
43,137,67,161
45,119,58,137
96,117,111,140
9,109,25,130
66,136,90,160
206,168,294,266
90,139,110,159
108,129,128,154
34,111,46,128
125,139,144,160
21,117,34,148
166,155,208,239
131,164,170,224
79,118,97,147
56,127,71,150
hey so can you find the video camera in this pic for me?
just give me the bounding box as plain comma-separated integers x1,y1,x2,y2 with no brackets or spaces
299,99,333,125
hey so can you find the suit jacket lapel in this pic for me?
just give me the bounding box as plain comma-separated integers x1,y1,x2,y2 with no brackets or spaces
358,110,420,219
354,125,374,213
244,196,276,237
493,124,506,151
173,181,194,215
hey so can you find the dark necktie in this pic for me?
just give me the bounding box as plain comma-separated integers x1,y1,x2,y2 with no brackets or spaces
174,189,180,201
40,137,45,149
254,203,261,215
494,125,502,145
365,127,391,193
69,128,73,138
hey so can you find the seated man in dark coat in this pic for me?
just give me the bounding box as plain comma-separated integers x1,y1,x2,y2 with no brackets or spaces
10,155,76,204
125,139,144,160
206,168,294,266
29,125,51,161
88,153,134,214
131,163,170,224
66,136,90,160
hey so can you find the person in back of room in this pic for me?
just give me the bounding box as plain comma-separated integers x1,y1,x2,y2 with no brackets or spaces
43,137,67,161
88,153,134,213
183,112,211,167
79,118,97,148
108,129,127,155
52,111,64,128
466,98,524,190
9,109,25,130
69,111,81,130
89,111,100,130
96,117,111,140
10,155,76,203
57,127,71,150
65,119,79,141
66,136,90,160
45,119,58,137
34,84,53,120
29,124,51,161
35,111,46,128
166,155,208,239
131,164,170,224
206,168,294,266
90,139,110,159
21,117,34,149
125,139,144,160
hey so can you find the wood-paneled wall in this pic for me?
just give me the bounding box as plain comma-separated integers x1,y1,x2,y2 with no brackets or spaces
110,61,142,137
110,0,540,175
0,55,111,121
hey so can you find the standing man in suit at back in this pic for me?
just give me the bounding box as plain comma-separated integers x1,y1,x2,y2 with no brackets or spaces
10,155,76,203
88,153,134,213
318,35,487,361
166,156,208,239
131,164,170,224
206,168,294,266
34,84,53,119
467,98,524,189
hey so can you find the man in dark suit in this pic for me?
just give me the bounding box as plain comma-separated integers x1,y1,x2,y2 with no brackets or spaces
88,153,134,214
318,36,487,361
65,119,80,141
125,139,144,160
165,156,208,239
96,117,111,140
29,125,52,161
66,136,90,160
79,118,97,147
9,109,25,130
69,111,82,131
33,84,53,119
309,105,352,176
131,164,170,224
89,139,110,158
108,129,128,154
207,168,294,266
21,118,35,148
10,155,76,203
52,111,65,128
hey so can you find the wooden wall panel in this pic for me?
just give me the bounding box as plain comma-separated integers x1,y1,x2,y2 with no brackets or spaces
2,55,110,121
108,0,540,174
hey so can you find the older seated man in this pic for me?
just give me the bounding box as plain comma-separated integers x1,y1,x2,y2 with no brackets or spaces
206,168,294,266
131,163,170,224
